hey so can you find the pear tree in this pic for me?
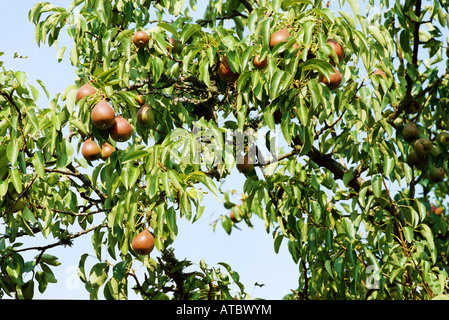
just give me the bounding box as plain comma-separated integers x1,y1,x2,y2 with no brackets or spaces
1,0,449,300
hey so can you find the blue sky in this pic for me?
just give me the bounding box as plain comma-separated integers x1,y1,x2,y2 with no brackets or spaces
0,0,300,300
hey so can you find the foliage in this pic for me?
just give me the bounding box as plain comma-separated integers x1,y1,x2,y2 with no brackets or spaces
1,0,449,299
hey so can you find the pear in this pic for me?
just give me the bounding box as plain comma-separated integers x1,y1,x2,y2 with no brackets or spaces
217,55,239,83
236,154,255,174
253,54,268,70
131,229,155,255
269,28,289,49
109,116,133,142
437,132,449,146
100,142,116,160
91,100,116,130
137,105,154,127
327,39,345,63
414,138,432,157
82,139,101,161
402,122,419,142
319,66,342,90
429,166,445,183
76,83,96,102
133,30,149,48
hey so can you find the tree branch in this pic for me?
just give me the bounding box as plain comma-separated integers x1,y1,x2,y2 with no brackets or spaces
12,223,106,254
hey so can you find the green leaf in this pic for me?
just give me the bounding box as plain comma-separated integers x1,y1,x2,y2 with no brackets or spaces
403,226,414,243
122,149,148,163
347,0,361,18
89,262,109,288
36,254,60,266
26,108,40,131
154,32,168,55
383,155,394,176
36,79,50,99
21,206,36,223
334,256,345,279
272,0,281,11
11,169,23,194
302,20,315,45
299,59,334,80
57,46,66,62
342,217,355,242
180,23,201,43
148,174,159,199
297,98,309,126
314,8,335,23
185,171,218,196
158,22,179,38
261,19,270,49
325,260,334,279
372,174,382,198
221,214,232,235
7,140,19,166
273,232,283,253
70,118,89,137
150,56,163,83
263,105,275,130
420,224,437,264
14,71,26,86
121,165,140,190
269,69,285,100
247,10,258,33
167,206,178,236
369,25,386,48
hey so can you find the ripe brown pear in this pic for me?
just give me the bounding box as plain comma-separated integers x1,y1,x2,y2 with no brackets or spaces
253,54,268,70
109,116,133,142
76,83,96,102
135,94,145,106
407,150,427,167
319,66,342,90
167,37,182,54
137,105,154,127
327,39,344,63
133,30,149,49
230,206,240,223
91,100,116,130
217,55,239,83
270,28,289,49
101,142,115,160
131,229,155,255
236,154,254,174
82,139,101,161
402,122,419,142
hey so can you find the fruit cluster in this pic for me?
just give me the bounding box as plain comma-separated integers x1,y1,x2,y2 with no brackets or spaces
218,26,346,175
217,26,345,90
403,122,446,183
77,31,161,163
76,30,167,255
76,83,133,162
